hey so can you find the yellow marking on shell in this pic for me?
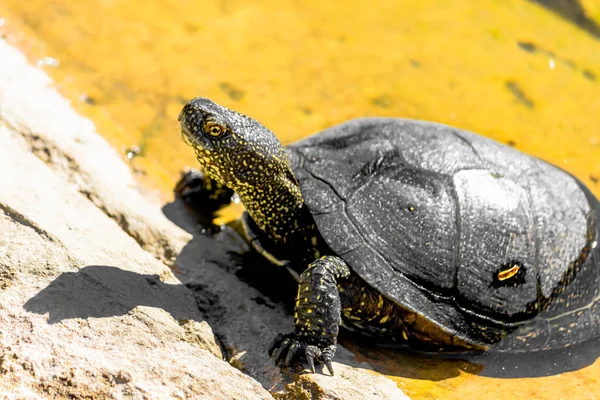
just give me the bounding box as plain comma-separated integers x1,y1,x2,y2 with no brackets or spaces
379,315,390,324
304,298,308,303
360,301,365,306
497,265,521,281
316,295,321,300
402,330,408,341
307,309,313,314
377,295,384,309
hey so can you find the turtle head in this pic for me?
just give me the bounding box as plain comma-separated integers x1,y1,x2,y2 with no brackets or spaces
179,97,295,192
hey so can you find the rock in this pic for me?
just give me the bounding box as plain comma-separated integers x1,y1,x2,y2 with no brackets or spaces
0,41,272,400
0,127,271,399
273,346,408,400
0,38,410,399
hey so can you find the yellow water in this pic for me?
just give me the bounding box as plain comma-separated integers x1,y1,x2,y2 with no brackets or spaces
1,0,600,398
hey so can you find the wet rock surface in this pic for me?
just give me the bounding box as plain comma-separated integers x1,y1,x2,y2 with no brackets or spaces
0,39,409,399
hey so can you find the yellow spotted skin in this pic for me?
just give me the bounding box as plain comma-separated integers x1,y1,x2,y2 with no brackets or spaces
179,98,307,245
292,256,350,355
177,97,465,372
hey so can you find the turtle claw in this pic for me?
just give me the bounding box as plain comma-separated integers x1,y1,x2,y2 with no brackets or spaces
269,333,336,375
325,360,334,376
284,342,299,365
268,333,286,357
306,350,316,373
304,345,322,373
321,345,336,376
274,338,293,364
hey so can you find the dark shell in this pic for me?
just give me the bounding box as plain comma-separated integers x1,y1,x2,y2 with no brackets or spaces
286,118,600,350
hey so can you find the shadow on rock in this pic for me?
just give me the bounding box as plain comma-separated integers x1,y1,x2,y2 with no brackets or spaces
163,198,298,309
161,198,305,386
24,265,202,324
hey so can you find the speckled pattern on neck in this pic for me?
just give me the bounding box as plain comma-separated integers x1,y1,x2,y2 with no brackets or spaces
179,98,309,247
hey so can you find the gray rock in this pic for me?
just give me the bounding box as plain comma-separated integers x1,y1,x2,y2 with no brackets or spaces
0,41,271,400
0,38,409,399
0,128,271,399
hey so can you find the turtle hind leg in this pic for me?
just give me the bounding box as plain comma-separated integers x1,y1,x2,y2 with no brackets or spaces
174,169,235,231
269,255,350,375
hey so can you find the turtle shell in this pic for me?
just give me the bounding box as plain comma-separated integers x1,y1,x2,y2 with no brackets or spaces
286,118,600,351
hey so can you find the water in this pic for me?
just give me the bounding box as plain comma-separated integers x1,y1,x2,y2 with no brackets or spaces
1,0,599,398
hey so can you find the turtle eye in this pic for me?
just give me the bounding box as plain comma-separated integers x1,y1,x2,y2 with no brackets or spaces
204,121,226,137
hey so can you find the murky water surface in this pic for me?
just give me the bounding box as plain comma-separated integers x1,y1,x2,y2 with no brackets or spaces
1,0,599,398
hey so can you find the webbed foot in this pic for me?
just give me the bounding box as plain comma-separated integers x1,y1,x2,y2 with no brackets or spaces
175,169,234,232
269,333,336,375
175,169,234,211
175,168,205,201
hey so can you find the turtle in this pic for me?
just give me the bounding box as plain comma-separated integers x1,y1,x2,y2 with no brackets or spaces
175,97,600,375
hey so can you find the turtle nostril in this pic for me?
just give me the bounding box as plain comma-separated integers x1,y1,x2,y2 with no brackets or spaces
179,119,189,135
178,112,197,137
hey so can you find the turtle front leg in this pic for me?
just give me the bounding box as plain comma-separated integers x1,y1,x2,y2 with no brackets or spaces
175,169,235,227
269,255,350,375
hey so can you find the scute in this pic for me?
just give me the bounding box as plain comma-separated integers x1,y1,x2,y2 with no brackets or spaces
346,168,458,289
450,130,590,299
379,122,482,174
453,169,537,317
287,118,599,349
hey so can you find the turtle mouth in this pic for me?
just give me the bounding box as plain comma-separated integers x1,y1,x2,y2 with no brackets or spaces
178,105,207,149
179,119,210,153
180,125,192,146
